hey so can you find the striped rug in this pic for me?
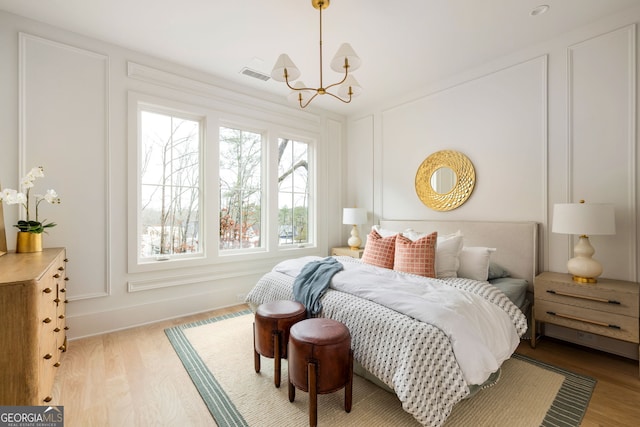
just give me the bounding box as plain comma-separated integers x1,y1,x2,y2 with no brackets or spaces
165,310,596,427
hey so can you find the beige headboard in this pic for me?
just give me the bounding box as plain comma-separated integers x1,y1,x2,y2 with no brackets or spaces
379,220,540,292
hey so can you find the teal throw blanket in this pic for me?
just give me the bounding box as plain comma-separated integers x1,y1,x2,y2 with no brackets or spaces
293,257,344,316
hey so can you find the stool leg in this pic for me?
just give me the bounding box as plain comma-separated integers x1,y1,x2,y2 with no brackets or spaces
273,331,281,388
309,361,317,427
253,323,260,373
288,378,296,402
345,349,353,413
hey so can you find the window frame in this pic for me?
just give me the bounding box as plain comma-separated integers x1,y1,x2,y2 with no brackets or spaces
127,92,319,275
274,134,315,251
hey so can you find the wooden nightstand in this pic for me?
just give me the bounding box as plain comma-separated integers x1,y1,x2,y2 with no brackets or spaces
331,247,364,259
533,271,639,371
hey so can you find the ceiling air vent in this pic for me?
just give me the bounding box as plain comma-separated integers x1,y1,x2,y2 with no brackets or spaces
240,67,270,81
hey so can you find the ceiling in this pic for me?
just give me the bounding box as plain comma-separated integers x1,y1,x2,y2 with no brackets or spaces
1,0,638,116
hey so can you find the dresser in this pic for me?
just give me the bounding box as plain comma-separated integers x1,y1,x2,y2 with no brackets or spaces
0,248,68,405
330,247,364,259
533,271,639,370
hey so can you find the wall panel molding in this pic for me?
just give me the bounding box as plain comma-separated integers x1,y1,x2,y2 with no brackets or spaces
379,56,547,223
567,24,637,281
127,61,320,131
19,32,111,299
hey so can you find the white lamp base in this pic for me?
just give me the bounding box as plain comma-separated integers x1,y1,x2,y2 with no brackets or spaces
347,224,362,250
567,235,602,283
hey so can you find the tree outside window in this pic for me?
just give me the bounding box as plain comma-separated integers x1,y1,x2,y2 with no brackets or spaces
219,127,262,250
278,138,309,246
139,110,201,259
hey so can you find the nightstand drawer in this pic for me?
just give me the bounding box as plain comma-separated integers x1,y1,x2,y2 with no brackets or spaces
536,275,639,318
535,300,639,343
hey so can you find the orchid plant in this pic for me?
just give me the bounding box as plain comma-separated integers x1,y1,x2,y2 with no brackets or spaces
0,166,61,233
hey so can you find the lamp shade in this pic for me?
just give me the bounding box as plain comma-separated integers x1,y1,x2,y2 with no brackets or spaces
287,81,310,104
342,208,366,225
330,43,362,73
552,203,616,236
337,75,363,98
271,54,301,82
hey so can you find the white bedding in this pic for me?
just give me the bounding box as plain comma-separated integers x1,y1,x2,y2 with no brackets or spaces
275,256,521,385
246,255,528,426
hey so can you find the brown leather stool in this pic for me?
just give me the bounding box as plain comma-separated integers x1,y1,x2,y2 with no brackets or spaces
288,318,353,427
254,300,306,387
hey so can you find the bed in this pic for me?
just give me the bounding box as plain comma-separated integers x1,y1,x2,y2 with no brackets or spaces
245,219,539,426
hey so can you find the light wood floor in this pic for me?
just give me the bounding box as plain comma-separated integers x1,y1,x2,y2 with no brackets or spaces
52,304,640,426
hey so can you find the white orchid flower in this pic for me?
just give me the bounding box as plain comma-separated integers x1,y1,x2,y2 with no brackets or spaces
43,189,60,204
30,166,45,178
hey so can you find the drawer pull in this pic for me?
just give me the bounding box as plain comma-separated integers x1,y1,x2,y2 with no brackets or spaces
54,298,61,303
58,314,65,319
43,396,52,403
43,353,53,360
58,266,65,271
54,362,61,367
60,288,66,293
43,317,52,324
43,287,52,294
54,327,60,332
64,277,69,281
546,311,622,329
546,289,621,304
53,273,60,278
58,344,66,351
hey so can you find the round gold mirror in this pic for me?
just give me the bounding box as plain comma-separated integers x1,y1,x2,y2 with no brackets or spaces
415,150,475,211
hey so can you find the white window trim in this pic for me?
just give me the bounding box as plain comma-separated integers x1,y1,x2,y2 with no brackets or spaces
127,92,321,276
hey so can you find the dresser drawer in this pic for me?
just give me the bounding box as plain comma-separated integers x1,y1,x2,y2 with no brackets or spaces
535,299,639,343
536,277,639,318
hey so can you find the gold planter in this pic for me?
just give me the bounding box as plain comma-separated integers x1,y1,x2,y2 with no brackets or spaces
16,232,43,253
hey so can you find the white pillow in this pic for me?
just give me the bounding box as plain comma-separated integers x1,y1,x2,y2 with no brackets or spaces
401,228,429,241
457,246,496,281
371,224,400,238
435,231,464,278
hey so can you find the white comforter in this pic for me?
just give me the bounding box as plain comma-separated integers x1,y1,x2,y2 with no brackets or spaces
275,256,520,385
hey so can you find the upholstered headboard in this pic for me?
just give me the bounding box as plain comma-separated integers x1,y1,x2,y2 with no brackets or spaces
379,220,540,292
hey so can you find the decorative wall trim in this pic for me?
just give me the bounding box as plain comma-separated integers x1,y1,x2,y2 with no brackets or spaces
567,24,637,280
127,259,279,292
378,55,547,222
127,61,321,131
19,33,111,300
127,263,264,292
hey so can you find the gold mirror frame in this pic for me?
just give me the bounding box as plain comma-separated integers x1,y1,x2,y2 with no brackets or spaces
415,150,475,211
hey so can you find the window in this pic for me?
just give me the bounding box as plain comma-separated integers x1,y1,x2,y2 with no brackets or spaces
278,138,309,246
138,108,202,260
219,126,263,251
129,92,319,273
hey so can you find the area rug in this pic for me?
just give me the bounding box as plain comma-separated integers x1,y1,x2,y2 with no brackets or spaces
165,310,596,427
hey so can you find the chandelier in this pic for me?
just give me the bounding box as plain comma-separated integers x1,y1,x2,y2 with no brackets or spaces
271,0,362,109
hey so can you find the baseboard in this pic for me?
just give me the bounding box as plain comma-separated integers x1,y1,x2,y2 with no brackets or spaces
66,279,258,340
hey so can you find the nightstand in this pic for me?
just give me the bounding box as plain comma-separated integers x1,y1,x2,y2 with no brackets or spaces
331,247,364,259
533,271,639,372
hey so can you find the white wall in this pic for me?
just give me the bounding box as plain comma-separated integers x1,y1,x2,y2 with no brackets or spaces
0,11,346,338
345,7,640,356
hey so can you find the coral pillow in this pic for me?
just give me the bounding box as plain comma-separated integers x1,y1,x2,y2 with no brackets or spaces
361,229,397,269
394,232,437,277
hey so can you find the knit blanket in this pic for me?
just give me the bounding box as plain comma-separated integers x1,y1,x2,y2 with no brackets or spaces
292,256,343,315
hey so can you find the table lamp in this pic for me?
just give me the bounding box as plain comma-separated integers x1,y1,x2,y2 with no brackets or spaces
342,208,367,250
552,200,616,283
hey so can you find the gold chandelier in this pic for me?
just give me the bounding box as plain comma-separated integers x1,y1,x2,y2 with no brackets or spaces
271,0,362,109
